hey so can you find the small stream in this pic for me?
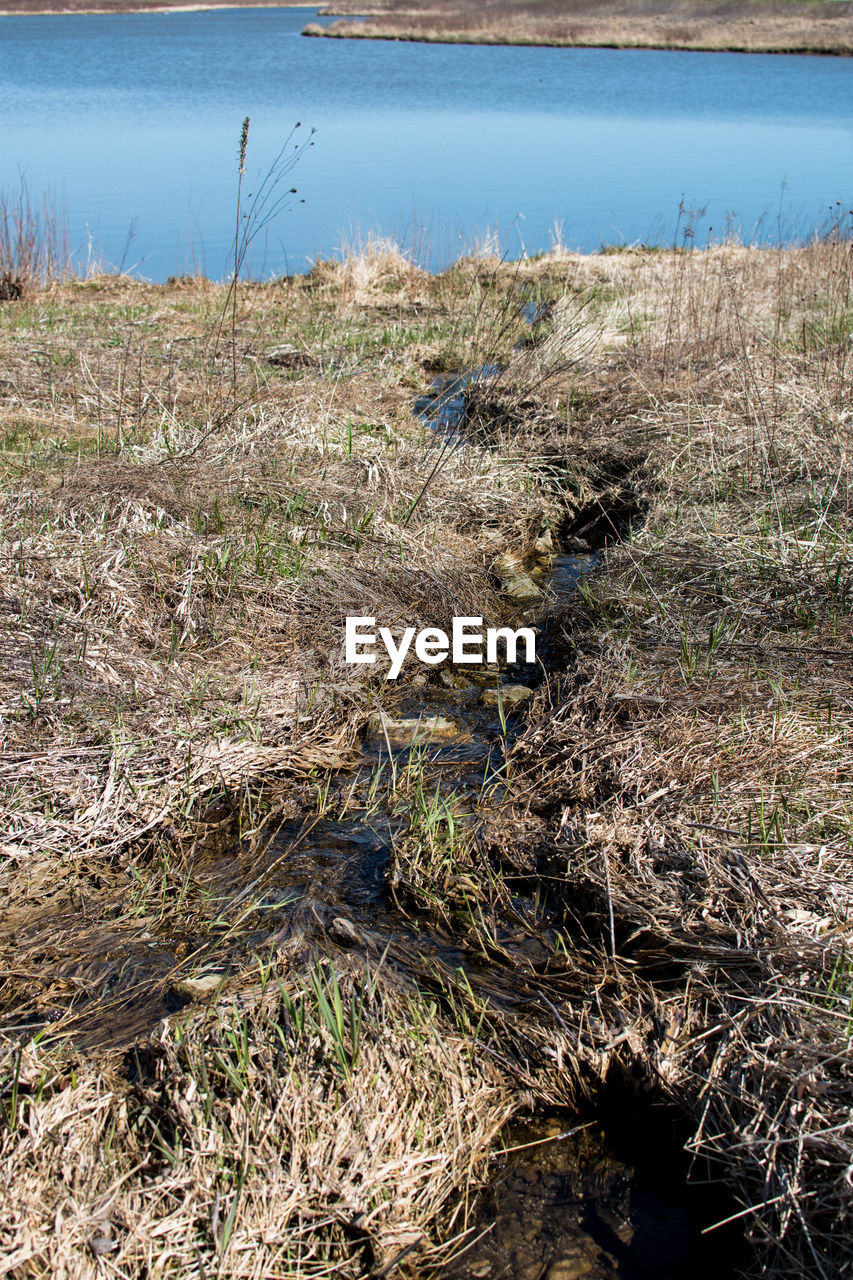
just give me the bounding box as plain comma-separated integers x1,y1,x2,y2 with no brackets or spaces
187,536,599,1017
5,308,743,1277
193,329,736,1277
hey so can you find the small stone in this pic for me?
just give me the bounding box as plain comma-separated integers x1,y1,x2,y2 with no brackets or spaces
545,1258,594,1280
265,344,310,368
439,669,478,690
468,1263,493,1278
495,554,542,603
172,973,225,1000
480,684,533,708
505,576,541,602
533,529,556,561
329,917,361,946
366,712,458,746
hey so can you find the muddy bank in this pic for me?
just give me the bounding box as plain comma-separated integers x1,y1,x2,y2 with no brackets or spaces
444,1111,743,1280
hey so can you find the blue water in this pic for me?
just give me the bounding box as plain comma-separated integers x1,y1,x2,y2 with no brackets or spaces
1,6,851,279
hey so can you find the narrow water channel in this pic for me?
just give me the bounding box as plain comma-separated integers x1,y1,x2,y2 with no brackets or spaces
8,308,743,1277
210,328,740,1279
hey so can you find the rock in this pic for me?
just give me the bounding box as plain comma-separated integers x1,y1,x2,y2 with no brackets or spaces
439,669,478,690
504,575,541,603
366,711,458,747
533,528,556,562
264,344,311,368
480,684,533,708
329,917,361,946
495,553,542,603
172,973,225,1000
545,1259,594,1280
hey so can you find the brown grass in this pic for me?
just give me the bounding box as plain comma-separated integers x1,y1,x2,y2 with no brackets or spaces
1,229,853,1276
0,972,512,1276
488,232,853,1275
0,249,547,1002
0,187,69,301
307,0,853,55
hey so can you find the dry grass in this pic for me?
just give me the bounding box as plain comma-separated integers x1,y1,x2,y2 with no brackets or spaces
307,0,853,55
485,229,853,1275
0,246,551,1019
1,228,853,1276
0,187,69,301
0,973,510,1277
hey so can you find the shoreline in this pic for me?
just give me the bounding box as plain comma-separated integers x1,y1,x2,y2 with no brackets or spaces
304,22,853,56
2,0,850,56
307,0,853,58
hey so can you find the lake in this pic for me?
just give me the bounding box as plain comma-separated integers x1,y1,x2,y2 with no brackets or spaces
1,6,852,280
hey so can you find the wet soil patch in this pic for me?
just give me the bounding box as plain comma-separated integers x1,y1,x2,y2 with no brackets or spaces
444,1107,743,1280
556,459,647,551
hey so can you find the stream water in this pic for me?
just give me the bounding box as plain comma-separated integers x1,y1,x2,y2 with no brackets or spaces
186,330,738,1275
5,309,743,1276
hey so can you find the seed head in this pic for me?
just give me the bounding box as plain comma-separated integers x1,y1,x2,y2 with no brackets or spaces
238,117,250,176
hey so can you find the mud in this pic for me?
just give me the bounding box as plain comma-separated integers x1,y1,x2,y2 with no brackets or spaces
444,1110,741,1280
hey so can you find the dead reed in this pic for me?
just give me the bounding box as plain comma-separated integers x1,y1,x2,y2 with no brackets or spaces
0,185,68,301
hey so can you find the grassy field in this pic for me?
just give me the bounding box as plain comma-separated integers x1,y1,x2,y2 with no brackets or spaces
306,0,853,55
1,222,852,1277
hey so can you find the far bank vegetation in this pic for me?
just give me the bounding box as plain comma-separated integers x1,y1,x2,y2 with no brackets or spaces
306,0,853,55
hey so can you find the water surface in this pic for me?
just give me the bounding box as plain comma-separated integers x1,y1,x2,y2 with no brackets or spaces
1,7,851,278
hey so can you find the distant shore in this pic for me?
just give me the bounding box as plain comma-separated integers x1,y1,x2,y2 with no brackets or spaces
0,0,309,13
5,0,852,56
305,0,853,57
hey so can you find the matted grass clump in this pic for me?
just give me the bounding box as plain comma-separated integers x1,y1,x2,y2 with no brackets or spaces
0,969,510,1276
